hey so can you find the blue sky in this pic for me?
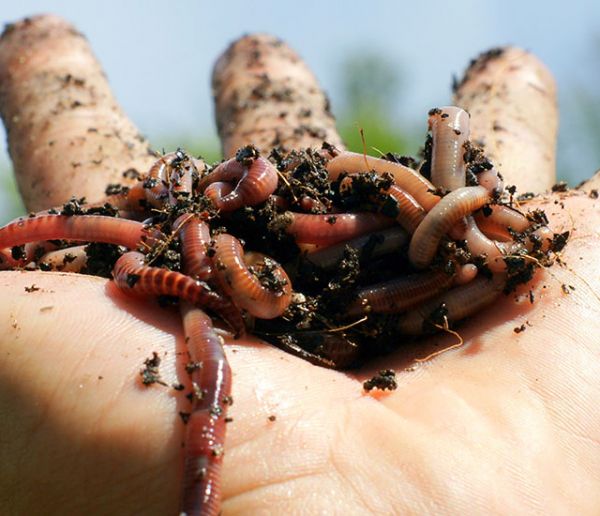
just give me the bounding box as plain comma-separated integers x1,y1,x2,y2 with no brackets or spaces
1,1,599,220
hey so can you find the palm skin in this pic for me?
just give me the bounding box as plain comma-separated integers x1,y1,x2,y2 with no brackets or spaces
1,18,599,516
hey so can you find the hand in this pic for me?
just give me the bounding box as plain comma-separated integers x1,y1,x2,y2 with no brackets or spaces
1,15,599,515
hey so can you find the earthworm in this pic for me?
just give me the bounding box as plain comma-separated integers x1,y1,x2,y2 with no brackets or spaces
454,263,479,285
0,248,22,270
337,174,425,232
382,184,426,233
408,186,490,269
475,204,531,233
203,182,234,208
476,167,504,194
113,251,244,335
281,211,395,246
395,274,506,335
211,234,292,319
168,153,197,204
175,215,214,281
305,227,408,269
38,245,88,272
348,270,453,316
0,214,151,251
199,156,278,211
463,216,524,272
299,195,328,213
312,333,360,369
428,106,470,191
326,151,440,211
474,206,554,251
144,152,172,207
180,303,231,516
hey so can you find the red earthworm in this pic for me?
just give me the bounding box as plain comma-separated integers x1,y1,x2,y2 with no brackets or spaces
168,153,199,205
348,270,453,316
299,195,327,213
463,215,525,272
395,274,506,335
143,152,174,207
199,156,278,211
203,182,234,208
305,227,408,269
326,151,440,211
113,251,245,335
281,211,395,246
174,215,213,281
211,234,292,319
428,106,470,191
312,333,360,369
270,194,290,210
0,214,153,251
408,186,490,269
102,182,148,213
38,245,88,272
0,248,21,270
180,303,231,516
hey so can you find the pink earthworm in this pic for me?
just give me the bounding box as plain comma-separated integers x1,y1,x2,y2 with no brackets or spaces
38,245,88,272
408,186,490,269
463,216,525,272
383,184,426,233
305,227,408,269
326,151,440,211
395,274,506,335
475,204,531,234
428,106,470,191
474,206,554,251
174,215,214,281
180,303,231,516
113,251,245,335
0,214,153,251
282,211,395,246
198,156,278,211
454,263,479,285
348,270,454,316
211,233,292,319
476,167,504,194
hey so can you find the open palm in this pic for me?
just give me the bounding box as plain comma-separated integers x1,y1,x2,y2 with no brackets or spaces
0,15,599,515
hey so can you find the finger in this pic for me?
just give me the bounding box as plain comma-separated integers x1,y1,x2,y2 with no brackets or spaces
212,34,345,158
0,15,156,212
577,171,600,192
453,47,558,193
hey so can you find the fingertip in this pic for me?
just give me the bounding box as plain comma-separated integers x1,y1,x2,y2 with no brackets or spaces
212,34,344,157
454,47,558,193
0,14,156,212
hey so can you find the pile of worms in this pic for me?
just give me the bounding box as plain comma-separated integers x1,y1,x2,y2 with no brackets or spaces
0,106,563,515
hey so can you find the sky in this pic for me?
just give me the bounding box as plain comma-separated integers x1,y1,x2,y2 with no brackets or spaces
1,0,599,221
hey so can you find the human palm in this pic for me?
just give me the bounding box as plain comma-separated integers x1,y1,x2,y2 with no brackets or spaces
1,15,599,515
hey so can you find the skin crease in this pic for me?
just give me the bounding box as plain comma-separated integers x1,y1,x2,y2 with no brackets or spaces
1,17,600,516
